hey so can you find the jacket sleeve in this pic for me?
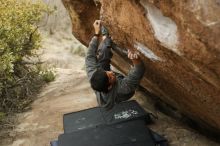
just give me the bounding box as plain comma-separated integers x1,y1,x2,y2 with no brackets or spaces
85,36,99,80
118,61,145,94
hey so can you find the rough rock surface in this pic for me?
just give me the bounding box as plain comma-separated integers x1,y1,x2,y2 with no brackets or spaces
62,0,220,135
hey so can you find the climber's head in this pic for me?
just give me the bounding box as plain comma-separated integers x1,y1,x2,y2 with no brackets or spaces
90,68,116,92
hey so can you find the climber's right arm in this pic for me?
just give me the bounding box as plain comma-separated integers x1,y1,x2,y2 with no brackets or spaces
85,20,101,79
85,36,99,80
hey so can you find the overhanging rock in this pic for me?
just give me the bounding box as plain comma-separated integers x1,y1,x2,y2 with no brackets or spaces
62,0,220,135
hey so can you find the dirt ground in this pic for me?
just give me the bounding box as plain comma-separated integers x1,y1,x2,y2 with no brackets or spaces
0,0,219,146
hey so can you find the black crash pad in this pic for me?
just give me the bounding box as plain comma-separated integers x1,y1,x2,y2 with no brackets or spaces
58,120,155,146
151,130,168,146
63,100,151,133
50,140,58,146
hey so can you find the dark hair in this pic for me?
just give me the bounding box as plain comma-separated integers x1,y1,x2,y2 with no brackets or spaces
90,68,109,93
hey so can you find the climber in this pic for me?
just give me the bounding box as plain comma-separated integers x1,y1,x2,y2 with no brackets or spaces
85,20,145,109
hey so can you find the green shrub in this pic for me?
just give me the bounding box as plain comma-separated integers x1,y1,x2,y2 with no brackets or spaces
0,112,6,122
40,69,56,83
0,0,52,113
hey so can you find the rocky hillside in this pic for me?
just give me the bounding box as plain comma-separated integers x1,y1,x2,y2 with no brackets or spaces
62,0,220,136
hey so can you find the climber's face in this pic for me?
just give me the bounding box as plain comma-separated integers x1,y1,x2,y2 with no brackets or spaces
106,71,116,90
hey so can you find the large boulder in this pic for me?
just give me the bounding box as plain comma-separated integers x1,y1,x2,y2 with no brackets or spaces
62,0,220,134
